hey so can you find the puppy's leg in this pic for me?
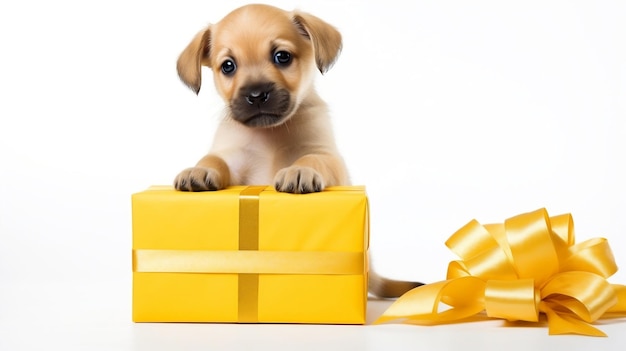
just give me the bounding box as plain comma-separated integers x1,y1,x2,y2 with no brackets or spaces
274,154,347,194
174,154,231,191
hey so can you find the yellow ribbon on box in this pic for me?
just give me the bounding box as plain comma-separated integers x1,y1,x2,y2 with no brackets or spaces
375,208,626,336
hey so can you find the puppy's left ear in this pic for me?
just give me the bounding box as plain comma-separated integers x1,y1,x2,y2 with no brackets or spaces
292,12,342,74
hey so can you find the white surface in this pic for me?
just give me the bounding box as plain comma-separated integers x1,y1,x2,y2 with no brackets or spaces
1,0,625,349
2,282,626,351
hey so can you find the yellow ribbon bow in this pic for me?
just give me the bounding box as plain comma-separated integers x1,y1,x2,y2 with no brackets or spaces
375,208,626,336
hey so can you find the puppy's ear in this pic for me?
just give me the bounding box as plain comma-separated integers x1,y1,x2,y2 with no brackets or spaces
292,12,342,74
177,27,212,94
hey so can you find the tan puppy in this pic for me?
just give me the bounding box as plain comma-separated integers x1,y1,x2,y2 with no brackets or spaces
174,4,347,194
174,4,421,297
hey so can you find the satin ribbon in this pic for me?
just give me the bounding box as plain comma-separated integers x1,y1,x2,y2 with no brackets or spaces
132,250,364,274
375,208,626,336
237,186,265,323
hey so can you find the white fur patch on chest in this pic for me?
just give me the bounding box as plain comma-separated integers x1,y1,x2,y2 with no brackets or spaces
212,130,278,185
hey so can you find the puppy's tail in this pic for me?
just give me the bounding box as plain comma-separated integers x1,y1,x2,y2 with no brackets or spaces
368,269,424,299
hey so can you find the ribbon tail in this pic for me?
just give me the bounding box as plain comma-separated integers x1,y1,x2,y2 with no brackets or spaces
374,277,485,325
542,304,607,337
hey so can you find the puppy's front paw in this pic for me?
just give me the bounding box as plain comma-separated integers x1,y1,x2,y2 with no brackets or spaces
274,166,324,194
174,167,224,191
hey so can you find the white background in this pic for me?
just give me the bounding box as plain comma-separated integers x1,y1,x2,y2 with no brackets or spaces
1,0,625,350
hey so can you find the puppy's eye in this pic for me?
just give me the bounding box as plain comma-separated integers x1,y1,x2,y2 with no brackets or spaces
273,51,292,66
221,59,236,75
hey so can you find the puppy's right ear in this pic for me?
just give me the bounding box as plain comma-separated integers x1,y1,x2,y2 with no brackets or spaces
176,27,212,95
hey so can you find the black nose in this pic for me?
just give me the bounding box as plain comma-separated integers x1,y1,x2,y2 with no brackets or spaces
246,91,269,105
242,83,274,105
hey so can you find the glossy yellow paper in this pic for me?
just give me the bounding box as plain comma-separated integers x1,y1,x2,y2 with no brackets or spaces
132,186,368,324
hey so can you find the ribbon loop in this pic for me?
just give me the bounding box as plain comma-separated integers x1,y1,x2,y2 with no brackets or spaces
485,279,539,322
505,208,559,285
376,208,626,336
541,271,616,322
446,219,497,259
562,238,617,278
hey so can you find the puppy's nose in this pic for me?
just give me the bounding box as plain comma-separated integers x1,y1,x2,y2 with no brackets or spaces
242,83,274,105
246,91,269,105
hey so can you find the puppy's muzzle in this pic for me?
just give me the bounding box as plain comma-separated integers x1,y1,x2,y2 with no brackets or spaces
231,82,292,128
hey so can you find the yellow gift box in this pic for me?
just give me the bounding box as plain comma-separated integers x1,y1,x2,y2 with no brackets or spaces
131,185,368,324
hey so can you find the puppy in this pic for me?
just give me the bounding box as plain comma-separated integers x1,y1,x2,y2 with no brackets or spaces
174,3,347,194
174,4,421,297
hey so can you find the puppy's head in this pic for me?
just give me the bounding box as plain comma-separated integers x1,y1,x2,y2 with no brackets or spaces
177,4,341,128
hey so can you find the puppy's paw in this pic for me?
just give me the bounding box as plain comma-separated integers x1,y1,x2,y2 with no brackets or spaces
274,166,325,194
174,167,224,191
